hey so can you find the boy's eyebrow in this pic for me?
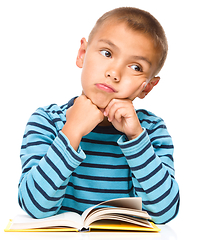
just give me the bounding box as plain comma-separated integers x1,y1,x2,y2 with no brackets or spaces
98,39,119,50
98,39,152,66
131,56,152,67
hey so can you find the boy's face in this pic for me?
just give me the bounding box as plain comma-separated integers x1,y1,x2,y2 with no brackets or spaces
77,21,160,109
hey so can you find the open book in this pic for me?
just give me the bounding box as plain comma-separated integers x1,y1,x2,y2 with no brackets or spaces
5,197,160,232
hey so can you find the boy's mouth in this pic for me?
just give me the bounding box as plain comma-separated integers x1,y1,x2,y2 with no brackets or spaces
95,83,117,93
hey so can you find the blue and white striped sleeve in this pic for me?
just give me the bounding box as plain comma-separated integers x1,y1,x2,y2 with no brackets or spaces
117,120,180,224
18,107,86,219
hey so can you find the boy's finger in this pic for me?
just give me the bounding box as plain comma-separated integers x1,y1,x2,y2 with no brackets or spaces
104,99,117,117
107,100,127,122
114,107,126,123
106,100,120,121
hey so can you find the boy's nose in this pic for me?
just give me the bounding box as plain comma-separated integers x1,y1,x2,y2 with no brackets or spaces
105,69,120,82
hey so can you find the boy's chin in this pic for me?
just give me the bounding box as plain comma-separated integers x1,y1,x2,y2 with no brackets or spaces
92,98,110,110
83,92,112,109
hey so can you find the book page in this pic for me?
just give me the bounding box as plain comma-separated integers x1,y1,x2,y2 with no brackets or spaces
87,214,153,228
90,220,160,232
84,208,151,227
10,212,83,230
82,197,142,222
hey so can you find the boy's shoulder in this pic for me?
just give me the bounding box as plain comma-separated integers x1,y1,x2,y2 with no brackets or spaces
29,97,76,132
136,109,163,121
35,103,68,123
136,109,165,130
36,97,76,117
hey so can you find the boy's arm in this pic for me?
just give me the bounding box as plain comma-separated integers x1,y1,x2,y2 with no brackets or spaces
117,119,180,224
62,95,104,151
18,106,86,219
105,99,179,224
18,95,104,219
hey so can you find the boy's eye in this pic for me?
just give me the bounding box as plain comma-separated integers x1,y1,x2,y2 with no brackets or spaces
100,50,112,58
130,65,142,72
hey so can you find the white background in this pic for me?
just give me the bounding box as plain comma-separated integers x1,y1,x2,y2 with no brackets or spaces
1,0,204,239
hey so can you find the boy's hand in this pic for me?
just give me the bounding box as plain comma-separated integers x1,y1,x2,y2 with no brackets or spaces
104,99,143,140
62,95,104,150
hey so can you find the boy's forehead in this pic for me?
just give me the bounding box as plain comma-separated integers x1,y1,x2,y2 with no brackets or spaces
90,21,159,60
90,20,154,50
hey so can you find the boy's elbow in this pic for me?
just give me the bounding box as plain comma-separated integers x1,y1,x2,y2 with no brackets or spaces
18,193,60,219
151,193,180,224
18,200,59,219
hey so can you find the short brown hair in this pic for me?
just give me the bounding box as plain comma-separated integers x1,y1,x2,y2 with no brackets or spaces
88,7,168,76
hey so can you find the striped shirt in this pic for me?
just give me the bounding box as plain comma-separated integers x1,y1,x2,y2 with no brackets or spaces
18,97,180,224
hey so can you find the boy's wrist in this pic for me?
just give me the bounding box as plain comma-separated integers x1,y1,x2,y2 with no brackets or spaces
126,126,143,141
61,123,82,151
118,128,147,148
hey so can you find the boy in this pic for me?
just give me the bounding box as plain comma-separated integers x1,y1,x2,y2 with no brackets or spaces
18,7,179,224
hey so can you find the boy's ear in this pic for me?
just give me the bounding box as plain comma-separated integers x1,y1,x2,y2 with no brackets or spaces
76,38,88,68
138,76,160,99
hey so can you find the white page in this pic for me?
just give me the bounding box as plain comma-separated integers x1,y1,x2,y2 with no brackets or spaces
11,212,83,230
